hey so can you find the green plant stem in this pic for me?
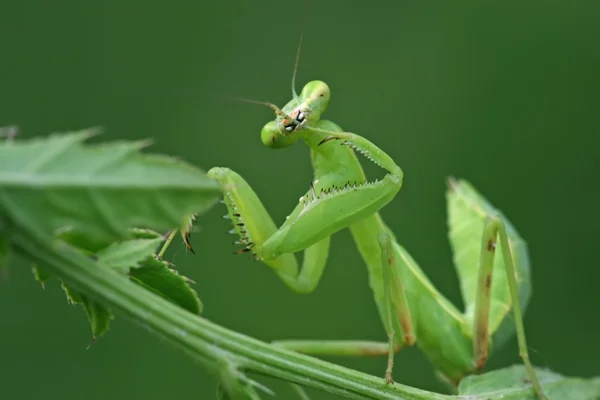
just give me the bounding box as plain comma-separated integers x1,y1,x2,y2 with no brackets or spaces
157,229,178,259
13,230,451,400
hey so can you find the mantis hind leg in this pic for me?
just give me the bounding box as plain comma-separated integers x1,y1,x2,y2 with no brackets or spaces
378,232,416,383
472,216,547,400
271,339,402,397
273,233,416,385
272,340,402,357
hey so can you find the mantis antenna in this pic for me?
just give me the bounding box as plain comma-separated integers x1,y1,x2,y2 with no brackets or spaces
223,0,311,118
223,96,293,121
291,0,311,99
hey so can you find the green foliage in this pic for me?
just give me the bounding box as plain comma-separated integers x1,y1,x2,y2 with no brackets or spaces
130,256,202,315
33,224,201,339
0,128,221,243
0,129,216,339
0,130,597,400
62,281,112,340
458,365,600,400
32,264,52,287
96,235,163,272
48,228,203,339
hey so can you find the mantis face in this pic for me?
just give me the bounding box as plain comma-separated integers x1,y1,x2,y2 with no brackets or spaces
260,80,330,149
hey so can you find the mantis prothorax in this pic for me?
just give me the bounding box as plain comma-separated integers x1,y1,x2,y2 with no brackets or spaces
180,16,548,400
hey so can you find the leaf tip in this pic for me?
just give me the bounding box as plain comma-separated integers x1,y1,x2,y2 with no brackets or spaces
446,175,459,191
133,138,155,150
80,126,104,140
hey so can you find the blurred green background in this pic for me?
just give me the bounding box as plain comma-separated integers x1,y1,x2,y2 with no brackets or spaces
1,1,599,399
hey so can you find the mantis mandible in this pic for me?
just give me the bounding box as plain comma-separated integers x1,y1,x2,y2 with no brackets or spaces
187,12,547,400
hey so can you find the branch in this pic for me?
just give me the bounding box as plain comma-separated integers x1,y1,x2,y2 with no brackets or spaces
12,227,450,400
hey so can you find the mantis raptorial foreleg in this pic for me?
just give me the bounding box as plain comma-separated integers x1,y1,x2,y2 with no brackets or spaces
206,167,330,294
206,122,402,290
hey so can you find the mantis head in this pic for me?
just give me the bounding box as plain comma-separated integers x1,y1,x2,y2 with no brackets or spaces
261,80,331,149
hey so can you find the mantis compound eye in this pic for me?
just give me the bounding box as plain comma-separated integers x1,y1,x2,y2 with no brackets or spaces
261,120,300,149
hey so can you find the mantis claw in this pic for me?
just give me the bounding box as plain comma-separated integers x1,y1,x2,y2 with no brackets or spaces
316,130,353,146
385,373,394,385
318,135,341,146
182,232,196,254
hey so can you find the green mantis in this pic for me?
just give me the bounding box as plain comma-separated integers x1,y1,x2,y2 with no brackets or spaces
192,18,548,400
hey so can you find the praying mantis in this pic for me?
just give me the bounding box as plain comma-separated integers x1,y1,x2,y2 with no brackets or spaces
183,10,548,400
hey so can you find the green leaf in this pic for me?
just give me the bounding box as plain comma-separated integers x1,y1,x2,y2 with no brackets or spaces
129,228,163,240
59,226,165,273
446,178,531,350
62,281,83,304
130,257,202,315
0,129,222,244
59,227,164,256
81,295,112,342
96,237,163,273
458,365,600,400
36,227,169,341
32,264,52,287
62,282,112,340
58,228,114,254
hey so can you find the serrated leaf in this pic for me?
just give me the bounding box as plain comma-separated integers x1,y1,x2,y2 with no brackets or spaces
61,282,112,340
0,129,222,244
58,227,113,254
129,228,163,240
62,281,83,304
96,237,163,273
458,365,600,400
32,264,52,287
81,295,112,341
58,226,165,273
58,227,164,257
130,257,202,314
